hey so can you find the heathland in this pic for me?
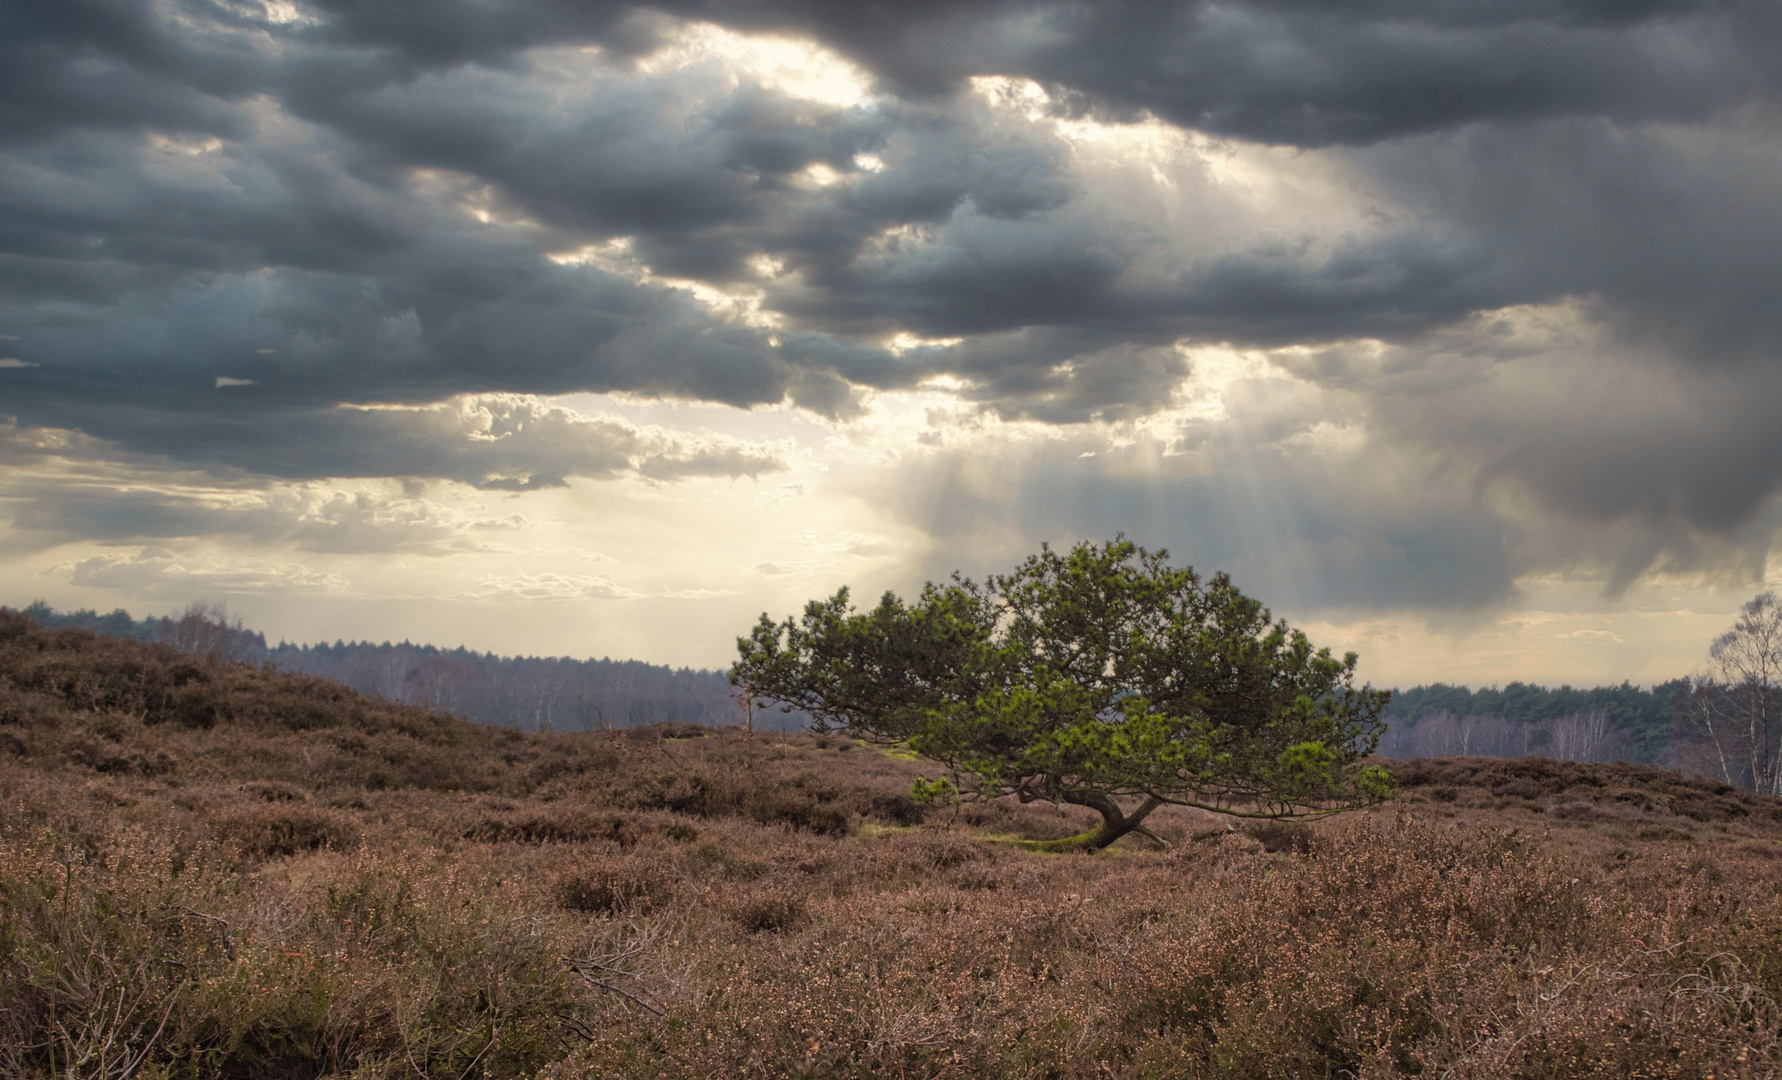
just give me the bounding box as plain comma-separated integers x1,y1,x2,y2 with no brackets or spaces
3,612,1781,1078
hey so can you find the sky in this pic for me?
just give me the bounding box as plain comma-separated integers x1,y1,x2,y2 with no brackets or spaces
3,0,1780,687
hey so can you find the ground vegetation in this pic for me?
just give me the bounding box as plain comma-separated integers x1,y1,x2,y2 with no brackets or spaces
4,613,1782,1076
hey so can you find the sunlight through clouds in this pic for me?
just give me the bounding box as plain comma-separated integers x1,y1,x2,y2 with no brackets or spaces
635,21,877,108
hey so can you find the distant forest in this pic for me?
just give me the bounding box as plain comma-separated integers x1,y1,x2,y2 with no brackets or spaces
8,601,1707,765
1377,681,1691,767
9,601,785,732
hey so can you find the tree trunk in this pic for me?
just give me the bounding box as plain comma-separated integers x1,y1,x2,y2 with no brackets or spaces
1026,792,1165,853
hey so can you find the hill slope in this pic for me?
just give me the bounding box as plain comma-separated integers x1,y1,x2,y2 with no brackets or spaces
4,612,1781,1078
11,600,778,731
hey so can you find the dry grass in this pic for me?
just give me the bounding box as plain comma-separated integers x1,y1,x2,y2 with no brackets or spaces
4,613,1782,1078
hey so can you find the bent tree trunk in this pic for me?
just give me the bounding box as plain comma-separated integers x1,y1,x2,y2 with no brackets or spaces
1024,792,1166,853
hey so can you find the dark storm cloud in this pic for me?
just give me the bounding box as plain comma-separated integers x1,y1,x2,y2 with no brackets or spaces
4,0,1782,608
291,0,1778,143
1270,324,1782,594
952,0,1770,146
1364,115,1782,366
777,223,1503,347
0,0,1675,430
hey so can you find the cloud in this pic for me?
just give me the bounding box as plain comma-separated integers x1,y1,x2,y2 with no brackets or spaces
450,572,733,601
275,395,792,490
1558,629,1624,643
4,481,530,557
0,396,791,559
4,395,789,491
631,437,793,484
1266,308,1782,592
0,2,1538,457
51,548,349,597
659,586,739,599
1365,114,1782,367
4,0,1782,618
274,2,1770,145
456,572,641,602
0,419,98,467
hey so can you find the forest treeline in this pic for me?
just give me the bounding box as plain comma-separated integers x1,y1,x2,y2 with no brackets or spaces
1378,681,1689,765
0,601,1714,763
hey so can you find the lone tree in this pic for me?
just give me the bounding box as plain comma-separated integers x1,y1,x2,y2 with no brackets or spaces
732,538,1393,851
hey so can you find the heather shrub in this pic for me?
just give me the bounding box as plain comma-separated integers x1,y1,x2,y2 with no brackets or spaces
1548,799,1602,820
683,838,768,881
859,789,927,825
913,832,992,869
467,808,642,846
1243,818,1313,852
239,779,306,802
1637,824,1695,842
749,784,852,835
1394,755,1782,822
217,804,359,858
0,834,592,1079
1087,820,1777,1079
725,882,809,933
554,854,673,914
660,820,699,841
1494,777,1546,800
0,686,59,730
611,766,853,835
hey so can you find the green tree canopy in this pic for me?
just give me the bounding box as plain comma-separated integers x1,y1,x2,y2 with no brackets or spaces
733,538,1393,851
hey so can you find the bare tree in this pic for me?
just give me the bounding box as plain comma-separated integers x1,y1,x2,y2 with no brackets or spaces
1706,592,1782,795
1401,712,1534,759
154,602,262,663
1409,711,1469,757
1465,714,1535,758
361,646,415,701
406,656,477,714
1547,709,1613,762
1676,674,1742,787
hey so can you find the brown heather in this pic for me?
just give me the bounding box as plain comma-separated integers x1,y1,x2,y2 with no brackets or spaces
3,612,1782,1078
